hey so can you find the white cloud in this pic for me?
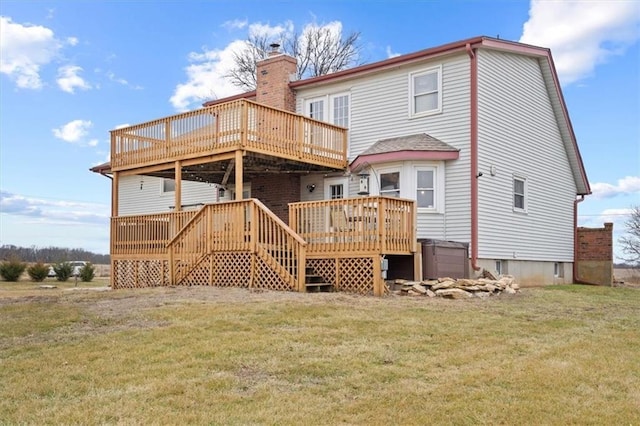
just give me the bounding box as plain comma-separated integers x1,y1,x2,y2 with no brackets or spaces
222,19,248,31
248,20,294,39
386,46,401,59
591,176,640,199
66,36,78,46
170,39,247,111
87,139,99,147
52,119,93,143
520,0,640,85
105,70,143,90
0,190,109,228
0,16,63,89
57,64,91,93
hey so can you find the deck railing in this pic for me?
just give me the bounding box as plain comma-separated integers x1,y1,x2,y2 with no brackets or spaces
166,200,306,290
289,196,416,256
110,99,348,172
111,211,197,255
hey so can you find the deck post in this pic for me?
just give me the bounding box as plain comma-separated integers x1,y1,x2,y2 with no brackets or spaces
174,161,182,211
373,255,383,296
235,150,243,200
111,171,119,217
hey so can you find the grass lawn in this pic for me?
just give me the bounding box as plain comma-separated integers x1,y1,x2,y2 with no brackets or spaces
0,283,638,424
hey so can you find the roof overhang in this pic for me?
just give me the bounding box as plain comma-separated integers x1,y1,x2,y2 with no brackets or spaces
351,150,459,172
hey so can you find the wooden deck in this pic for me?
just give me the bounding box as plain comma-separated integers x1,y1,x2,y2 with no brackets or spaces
110,99,348,173
110,197,416,295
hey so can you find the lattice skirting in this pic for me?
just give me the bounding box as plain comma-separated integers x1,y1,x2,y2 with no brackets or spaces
112,259,170,289
307,256,376,295
114,252,296,292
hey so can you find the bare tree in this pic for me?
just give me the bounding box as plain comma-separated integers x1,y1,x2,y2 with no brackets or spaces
226,24,362,91
619,205,640,266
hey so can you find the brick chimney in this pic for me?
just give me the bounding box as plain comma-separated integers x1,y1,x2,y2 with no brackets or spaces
255,43,297,112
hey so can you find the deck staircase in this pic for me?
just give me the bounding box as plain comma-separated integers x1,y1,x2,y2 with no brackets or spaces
304,266,333,292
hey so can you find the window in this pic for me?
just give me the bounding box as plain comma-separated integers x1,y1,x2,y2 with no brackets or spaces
380,172,400,198
554,262,564,278
495,260,502,275
307,99,324,121
410,66,442,116
416,169,435,208
332,95,349,128
329,184,344,200
305,94,350,126
513,176,526,211
162,178,175,193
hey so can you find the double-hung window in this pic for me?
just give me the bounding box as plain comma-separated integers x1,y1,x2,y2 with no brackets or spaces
513,176,526,212
410,66,442,116
416,169,435,209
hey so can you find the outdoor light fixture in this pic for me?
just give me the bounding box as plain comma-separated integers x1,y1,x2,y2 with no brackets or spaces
306,184,316,193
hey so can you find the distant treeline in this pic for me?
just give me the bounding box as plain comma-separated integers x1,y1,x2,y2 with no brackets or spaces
0,245,110,264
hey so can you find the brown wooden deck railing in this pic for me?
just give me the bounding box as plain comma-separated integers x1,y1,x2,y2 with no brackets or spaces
289,196,416,256
110,99,348,172
166,199,306,290
111,211,197,255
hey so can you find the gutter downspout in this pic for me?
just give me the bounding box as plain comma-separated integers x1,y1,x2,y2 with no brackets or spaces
467,43,481,272
573,195,585,283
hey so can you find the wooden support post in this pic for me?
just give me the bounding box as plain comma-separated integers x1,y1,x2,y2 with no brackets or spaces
235,150,243,200
298,249,306,293
414,247,423,282
175,161,182,211
111,171,119,217
373,255,383,297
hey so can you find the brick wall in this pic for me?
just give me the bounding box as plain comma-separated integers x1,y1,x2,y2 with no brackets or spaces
255,52,297,112
577,223,613,261
252,174,300,224
576,223,613,285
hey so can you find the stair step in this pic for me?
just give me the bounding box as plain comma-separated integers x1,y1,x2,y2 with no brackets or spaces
305,282,334,293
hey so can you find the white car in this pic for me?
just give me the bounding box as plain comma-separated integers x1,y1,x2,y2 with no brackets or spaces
48,261,88,277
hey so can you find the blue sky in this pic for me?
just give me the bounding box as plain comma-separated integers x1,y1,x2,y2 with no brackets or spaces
1,0,638,257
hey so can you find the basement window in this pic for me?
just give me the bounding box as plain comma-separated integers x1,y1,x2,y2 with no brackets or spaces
554,262,564,278
162,178,175,193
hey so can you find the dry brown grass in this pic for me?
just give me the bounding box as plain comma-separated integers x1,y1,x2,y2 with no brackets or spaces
0,284,638,424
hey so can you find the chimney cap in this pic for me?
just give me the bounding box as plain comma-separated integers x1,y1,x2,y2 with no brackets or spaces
269,43,281,55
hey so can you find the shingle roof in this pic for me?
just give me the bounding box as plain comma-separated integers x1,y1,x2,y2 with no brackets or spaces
360,133,459,156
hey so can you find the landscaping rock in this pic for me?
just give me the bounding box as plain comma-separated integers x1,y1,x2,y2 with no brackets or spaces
412,283,427,294
435,288,473,299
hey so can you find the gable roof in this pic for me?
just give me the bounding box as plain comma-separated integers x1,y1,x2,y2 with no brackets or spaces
350,133,459,172
211,36,588,195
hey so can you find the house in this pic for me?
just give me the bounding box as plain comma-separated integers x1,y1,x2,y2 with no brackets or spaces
92,36,590,293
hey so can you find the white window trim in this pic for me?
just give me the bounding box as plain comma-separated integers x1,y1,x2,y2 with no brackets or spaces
413,164,444,213
303,92,351,125
409,65,443,117
324,176,349,200
376,165,402,198
513,175,527,213
161,178,175,195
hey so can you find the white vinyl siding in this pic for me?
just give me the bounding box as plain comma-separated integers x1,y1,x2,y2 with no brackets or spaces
118,175,220,216
477,49,577,262
296,53,471,242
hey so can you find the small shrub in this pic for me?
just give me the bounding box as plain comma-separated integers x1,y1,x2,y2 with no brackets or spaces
0,258,27,282
27,262,49,282
79,263,95,282
53,262,73,282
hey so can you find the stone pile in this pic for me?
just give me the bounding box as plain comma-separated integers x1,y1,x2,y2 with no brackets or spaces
391,275,520,299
